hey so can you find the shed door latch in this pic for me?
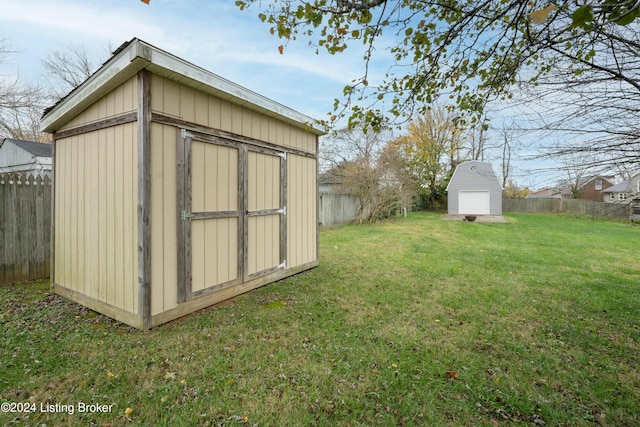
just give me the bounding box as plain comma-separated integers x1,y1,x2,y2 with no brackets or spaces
181,211,195,221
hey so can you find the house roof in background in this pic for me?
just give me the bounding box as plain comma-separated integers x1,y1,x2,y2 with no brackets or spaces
602,181,631,193
1,138,52,157
41,38,325,135
525,187,565,198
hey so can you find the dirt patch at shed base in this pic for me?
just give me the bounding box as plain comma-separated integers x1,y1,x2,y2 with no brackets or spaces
441,214,509,223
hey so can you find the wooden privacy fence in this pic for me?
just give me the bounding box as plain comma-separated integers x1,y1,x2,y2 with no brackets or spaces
319,192,362,228
0,173,51,285
503,197,630,219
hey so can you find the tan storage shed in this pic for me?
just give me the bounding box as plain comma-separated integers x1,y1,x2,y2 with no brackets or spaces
41,39,323,329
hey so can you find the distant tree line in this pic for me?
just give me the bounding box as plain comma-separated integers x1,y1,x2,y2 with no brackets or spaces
320,105,531,222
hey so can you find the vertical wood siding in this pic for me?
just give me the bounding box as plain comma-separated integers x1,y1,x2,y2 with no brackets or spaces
150,75,317,154
247,151,282,276
247,215,280,274
58,77,138,132
287,154,317,267
190,141,239,293
150,123,178,315
247,152,281,211
54,123,138,314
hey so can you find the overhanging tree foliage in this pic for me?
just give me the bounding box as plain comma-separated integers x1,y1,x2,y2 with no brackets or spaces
232,0,639,132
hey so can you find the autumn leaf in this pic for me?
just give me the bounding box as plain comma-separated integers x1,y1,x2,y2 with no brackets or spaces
278,45,284,55
140,0,150,4
445,371,458,379
107,371,115,378
530,5,557,24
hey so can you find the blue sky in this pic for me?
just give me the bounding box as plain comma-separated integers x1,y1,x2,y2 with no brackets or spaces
1,0,377,122
1,0,568,189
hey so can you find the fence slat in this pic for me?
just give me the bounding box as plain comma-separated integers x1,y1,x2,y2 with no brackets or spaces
319,192,363,228
0,172,52,285
27,175,38,280
503,197,630,219
6,177,17,283
0,179,5,283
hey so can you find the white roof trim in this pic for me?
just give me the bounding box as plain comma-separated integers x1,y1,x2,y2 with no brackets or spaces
41,38,324,134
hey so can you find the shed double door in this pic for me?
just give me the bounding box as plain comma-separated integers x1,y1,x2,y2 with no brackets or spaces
178,132,286,301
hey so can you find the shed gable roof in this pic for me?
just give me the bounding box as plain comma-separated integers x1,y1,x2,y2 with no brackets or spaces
41,38,324,135
445,161,502,192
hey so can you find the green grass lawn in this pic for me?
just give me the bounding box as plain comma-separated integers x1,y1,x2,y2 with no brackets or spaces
1,213,639,426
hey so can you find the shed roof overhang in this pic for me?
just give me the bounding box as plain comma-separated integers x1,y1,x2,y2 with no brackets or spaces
41,38,325,135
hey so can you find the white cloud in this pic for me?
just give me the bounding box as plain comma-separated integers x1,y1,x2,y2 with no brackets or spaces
0,0,386,120
2,1,162,44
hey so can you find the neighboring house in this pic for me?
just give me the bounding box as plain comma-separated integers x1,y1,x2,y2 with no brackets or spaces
446,160,503,215
602,173,640,203
529,175,614,201
0,138,52,176
525,188,565,199
569,175,615,201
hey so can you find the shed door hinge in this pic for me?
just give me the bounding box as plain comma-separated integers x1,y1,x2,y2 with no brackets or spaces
181,211,195,221
181,128,194,139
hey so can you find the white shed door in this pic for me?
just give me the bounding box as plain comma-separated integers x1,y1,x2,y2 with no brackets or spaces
458,191,490,215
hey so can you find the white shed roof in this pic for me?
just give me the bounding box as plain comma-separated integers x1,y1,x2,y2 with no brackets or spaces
445,160,502,192
41,38,324,135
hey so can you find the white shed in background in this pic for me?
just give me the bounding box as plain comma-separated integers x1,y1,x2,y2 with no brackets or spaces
446,161,503,216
